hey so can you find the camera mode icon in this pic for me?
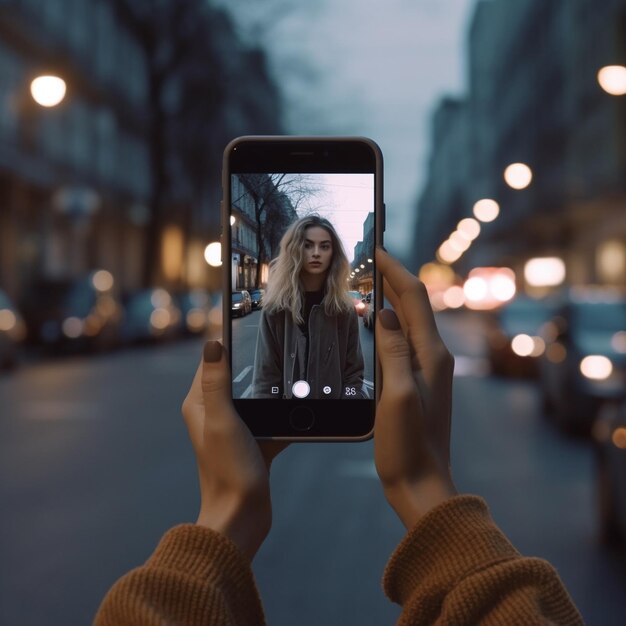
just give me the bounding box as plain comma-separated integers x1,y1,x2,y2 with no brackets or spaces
322,386,332,395
271,386,279,394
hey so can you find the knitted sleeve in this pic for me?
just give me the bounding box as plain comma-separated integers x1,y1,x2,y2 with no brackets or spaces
93,524,266,626
383,495,584,625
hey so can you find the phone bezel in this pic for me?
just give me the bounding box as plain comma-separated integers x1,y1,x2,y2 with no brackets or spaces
221,136,384,441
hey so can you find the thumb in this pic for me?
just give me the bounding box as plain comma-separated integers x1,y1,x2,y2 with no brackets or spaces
201,340,233,407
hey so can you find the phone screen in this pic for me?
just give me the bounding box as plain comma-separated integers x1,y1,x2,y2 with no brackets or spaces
223,137,382,439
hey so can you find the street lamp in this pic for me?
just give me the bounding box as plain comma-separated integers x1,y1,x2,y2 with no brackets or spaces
472,198,500,222
30,75,66,107
457,217,481,240
597,65,626,96
204,242,222,267
504,163,532,190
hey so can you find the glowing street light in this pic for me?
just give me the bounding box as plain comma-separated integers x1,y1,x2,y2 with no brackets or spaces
437,240,463,264
204,242,222,267
457,217,481,240
472,199,500,222
504,163,533,190
597,65,626,96
449,231,471,252
30,75,66,107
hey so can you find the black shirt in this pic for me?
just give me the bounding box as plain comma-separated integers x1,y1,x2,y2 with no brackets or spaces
298,290,324,374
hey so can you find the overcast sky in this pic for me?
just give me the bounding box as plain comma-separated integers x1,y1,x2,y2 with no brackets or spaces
220,0,476,261
289,173,374,263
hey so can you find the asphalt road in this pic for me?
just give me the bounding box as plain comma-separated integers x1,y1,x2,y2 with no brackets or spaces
1,311,625,625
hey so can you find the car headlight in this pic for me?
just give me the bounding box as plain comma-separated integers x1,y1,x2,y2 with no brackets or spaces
579,355,613,380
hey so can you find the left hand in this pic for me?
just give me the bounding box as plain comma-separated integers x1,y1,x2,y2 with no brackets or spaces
181,340,287,561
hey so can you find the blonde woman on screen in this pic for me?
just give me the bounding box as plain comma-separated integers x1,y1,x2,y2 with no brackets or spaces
252,215,365,399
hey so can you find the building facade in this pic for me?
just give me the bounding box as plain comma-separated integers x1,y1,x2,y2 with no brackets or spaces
412,0,626,291
230,174,297,291
0,0,151,304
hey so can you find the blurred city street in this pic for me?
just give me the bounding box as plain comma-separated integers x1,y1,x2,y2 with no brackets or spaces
2,0,626,624
1,313,625,625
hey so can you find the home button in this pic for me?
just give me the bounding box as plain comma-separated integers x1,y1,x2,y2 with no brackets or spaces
289,406,315,432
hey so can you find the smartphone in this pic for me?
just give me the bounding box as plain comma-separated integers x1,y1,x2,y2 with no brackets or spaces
221,136,384,440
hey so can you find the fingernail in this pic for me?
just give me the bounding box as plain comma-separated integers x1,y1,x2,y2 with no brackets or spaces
203,340,222,362
379,308,400,330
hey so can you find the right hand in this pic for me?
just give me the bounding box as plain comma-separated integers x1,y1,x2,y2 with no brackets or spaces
374,247,457,528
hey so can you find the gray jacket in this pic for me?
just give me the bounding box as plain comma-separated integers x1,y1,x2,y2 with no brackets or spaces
252,305,365,399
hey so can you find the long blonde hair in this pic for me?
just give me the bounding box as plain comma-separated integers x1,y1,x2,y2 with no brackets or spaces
263,215,353,324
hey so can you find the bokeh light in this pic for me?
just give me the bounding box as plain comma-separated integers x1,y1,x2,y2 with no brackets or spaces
91,270,114,292
511,334,534,357
204,242,222,267
579,355,613,380
30,75,66,107
504,163,533,190
442,285,465,309
457,217,481,240
524,257,565,287
437,240,463,264
472,199,500,222
463,276,488,301
597,65,626,96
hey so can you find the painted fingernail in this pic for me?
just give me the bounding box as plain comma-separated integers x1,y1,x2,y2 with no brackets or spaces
379,308,400,330
203,340,222,362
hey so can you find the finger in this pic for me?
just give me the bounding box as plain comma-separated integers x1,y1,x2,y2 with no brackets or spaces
181,356,206,450
376,248,439,336
376,308,417,394
182,341,232,449
374,308,425,482
382,277,408,331
200,341,265,471
376,248,448,383
201,340,235,416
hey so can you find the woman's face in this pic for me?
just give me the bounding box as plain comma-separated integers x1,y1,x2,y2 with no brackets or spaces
301,226,333,279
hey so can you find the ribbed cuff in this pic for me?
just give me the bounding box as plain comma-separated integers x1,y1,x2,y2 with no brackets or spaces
383,495,520,605
145,524,263,605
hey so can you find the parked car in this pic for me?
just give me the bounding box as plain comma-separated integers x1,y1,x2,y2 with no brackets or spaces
485,294,559,377
593,400,626,547
362,291,375,330
249,288,265,310
21,272,123,354
174,289,213,336
539,294,626,435
347,290,366,316
0,289,26,369
121,288,183,343
231,290,252,317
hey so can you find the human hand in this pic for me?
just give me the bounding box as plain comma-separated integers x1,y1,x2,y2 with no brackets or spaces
374,248,457,528
181,340,287,560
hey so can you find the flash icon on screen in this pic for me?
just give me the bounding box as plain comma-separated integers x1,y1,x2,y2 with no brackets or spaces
322,386,331,395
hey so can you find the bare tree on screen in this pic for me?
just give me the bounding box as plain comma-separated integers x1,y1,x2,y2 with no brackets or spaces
234,174,322,287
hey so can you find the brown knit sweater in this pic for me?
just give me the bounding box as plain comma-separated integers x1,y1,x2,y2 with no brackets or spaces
94,496,583,625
